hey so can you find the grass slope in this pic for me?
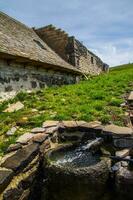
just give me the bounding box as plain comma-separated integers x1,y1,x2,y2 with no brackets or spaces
0,63,133,155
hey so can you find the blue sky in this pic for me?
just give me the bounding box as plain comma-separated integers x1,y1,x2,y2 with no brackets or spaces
0,0,133,66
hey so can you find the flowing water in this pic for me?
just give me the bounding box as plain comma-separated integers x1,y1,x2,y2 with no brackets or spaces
50,138,102,168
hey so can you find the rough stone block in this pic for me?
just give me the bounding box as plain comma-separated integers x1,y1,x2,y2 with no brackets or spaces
31,127,45,134
0,168,14,193
32,133,48,143
4,101,24,113
16,133,35,144
115,149,130,158
103,124,133,137
42,120,59,128
7,143,22,153
1,143,39,172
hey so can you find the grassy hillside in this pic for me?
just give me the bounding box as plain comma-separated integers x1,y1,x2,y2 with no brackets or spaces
0,63,133,155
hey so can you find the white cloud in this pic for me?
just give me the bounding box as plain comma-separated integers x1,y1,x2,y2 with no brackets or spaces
92,40,133,66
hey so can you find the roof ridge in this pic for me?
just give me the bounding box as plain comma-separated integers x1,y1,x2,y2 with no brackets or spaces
0,11,31,31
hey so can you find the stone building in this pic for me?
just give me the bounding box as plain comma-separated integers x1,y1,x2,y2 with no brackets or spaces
35,25,109,75
0,12,109,93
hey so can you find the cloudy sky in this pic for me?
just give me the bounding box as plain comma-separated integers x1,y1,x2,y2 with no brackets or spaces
0,0,133,66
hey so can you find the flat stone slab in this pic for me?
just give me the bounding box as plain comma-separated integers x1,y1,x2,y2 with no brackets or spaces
42,121,59,128
62,121,77,128
78,121,102,128
45,126,58,134
31,127,45,134
115,149,130,158
16,133,35,144
6,127,17,136
103,124,133,137
7,143,22,153
1,143,39,172
4,101,24,113
128,91,133,101
32,133,48,143
0,168,14,193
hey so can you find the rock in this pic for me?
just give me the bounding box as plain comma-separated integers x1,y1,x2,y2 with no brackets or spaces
16,133,35,144
128,91,133,102
42,121,59,128
62,121,78,128
58,131,85,142
4,101,24,113
45,126,58,135
51,132,58,143
113,137,133,148
103,124,133,137
78,121,102,132
0,168,14,193
116,149,130,158
116,165,133,199
18,189,30,200
31,127,45,134
3,188,23,200
121,161,129,167
111,162,121,172
40,140,51,153
6,127,17,136
120,102,126,107
1,143,39,172
32,133,48,143
44,147,111,200
7,143,22,153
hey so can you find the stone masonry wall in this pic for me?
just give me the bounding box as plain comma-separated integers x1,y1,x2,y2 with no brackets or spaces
66,37,108,75
0,58,79,93
35,27,109,76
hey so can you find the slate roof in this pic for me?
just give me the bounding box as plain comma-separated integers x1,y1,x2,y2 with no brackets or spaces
0,12,80,74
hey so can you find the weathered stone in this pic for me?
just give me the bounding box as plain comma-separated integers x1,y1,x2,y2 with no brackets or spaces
16,133,35,144
42,120,59,128
45,126,58,134
18,189,30,200
0,168,14,193
31,127,45,134
62,121,77,128
1,143,39,172
116,165,133,199
51,132,58,143
113,137,133,148
4,101,24,113
115,149,130,158
58,131,85,142
128,91,133,102
44,146,111,200
103,124,133,137
78,121,102,129
32,133,48,143
7,143,22,153
6,127,17,136
3,188,23,200
40,140,51,153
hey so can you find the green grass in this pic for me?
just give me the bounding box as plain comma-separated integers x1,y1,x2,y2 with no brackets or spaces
0,63,133,156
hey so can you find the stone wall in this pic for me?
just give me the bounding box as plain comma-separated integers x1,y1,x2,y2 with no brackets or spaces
66,37,109,75
0,58,80,93
35,26,109,75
